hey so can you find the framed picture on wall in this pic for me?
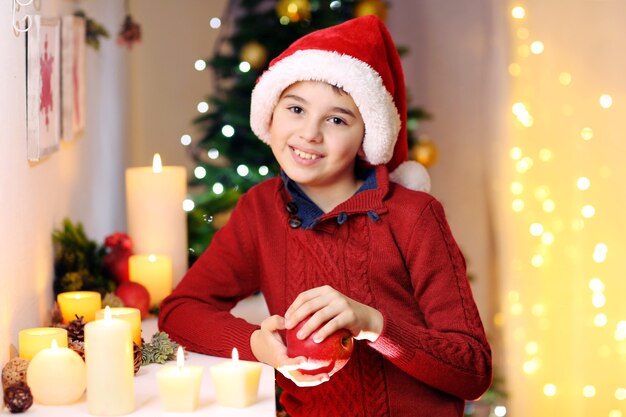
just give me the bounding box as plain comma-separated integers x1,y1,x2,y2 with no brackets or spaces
61,15,86,141
27,16,61,161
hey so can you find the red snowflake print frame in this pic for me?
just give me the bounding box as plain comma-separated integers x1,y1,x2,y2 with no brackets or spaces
27,16,61,161
61,15,86,141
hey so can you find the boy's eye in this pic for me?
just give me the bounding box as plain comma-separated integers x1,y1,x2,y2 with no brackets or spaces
288,106,303,114
329,117,346,125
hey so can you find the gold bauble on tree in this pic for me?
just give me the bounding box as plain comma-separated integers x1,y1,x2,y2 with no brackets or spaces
411,137,439,168
276,0,311,23
355,0,388,22
240,41,268,70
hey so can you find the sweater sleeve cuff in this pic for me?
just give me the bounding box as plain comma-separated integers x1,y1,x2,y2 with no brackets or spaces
220,319,261,362
368,313,415,367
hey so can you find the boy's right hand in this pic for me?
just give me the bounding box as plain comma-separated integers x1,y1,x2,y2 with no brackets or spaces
251,315,331,387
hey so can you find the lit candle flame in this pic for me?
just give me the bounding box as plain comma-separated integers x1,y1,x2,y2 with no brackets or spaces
149,254,156,262
231,347,239,363
176,346,184,370
104,305,112,321
152,153,163,173
51,339,59,349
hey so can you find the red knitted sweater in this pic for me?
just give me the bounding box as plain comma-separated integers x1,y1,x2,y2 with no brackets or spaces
159,166,492,417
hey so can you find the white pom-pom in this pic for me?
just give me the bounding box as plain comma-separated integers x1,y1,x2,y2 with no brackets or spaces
389,161,431,192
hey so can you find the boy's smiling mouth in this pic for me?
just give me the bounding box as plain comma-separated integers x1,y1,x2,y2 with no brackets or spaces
290,146,324,161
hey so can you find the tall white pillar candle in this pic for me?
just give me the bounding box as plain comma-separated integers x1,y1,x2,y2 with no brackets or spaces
125,153,187,286
85,306,135,416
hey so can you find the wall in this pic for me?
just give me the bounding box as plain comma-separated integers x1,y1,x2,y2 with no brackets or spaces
0,0,128,369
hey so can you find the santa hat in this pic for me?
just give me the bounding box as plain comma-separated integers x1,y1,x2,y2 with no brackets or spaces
250,15,430,192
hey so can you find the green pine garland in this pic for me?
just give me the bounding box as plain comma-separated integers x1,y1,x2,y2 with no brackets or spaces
141,332,181,365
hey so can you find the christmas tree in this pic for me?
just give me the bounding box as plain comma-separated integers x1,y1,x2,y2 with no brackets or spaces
186,0,432,262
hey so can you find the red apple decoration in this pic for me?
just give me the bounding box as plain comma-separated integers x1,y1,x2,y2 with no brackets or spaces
115,281,150,319
286,316,354,376
103,232,133,283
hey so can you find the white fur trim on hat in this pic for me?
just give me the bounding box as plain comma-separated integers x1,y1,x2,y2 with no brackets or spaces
389,160,431,192
250,49,401,166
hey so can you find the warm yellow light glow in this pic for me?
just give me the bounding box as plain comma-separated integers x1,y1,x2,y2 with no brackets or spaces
517,44,530,58
576,177,591,190
512,6,526,19
531,254,544,267
510,147,523,160
543,384,557,397
593,243,608,263
493,312,505,327
542,199,555,213
530,41,544,54
152,153,163,173
594,313,608,327
512,199,525,212
591,293,605,308
582,385,596,398
609,411,623,417
615,388,626,400
534,186,549,201
512,102,527,114
580,127,594,141
581,205,595,218
516,157,533,173
531,304,545,317
510,302,524,315
558,72,572,86
530,223,544,236
522,358,540,374
541,232,554,245
615,322,626,341
589,277,605,292
510,182,524,194
600,94,613,109
538,148,552,161
509,63,521,76
525,341,539,355
517,27,529,39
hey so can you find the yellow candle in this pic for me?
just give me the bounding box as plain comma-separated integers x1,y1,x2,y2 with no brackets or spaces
156,346,203,412
129,254,173,308
95,307,142,346
125,153,188,287
57,291,102,323
85,306,134,416
209,348,262,408
19,327,68,361
26,340,86,405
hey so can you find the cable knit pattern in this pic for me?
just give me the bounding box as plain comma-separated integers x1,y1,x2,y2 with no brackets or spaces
159,165,492,417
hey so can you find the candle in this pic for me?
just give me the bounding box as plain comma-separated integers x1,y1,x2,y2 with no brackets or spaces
85,306,134,416
95,307,142,346
129,254,173,308
26,340,87,405
126,153,188,287
209,348,262,408
57,291,102,323
19,327,68,361
156,346,203,412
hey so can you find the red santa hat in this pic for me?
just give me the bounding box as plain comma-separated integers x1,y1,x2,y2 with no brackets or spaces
250,15,430,192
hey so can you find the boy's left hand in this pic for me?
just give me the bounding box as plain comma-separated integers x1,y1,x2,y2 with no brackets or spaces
284,285,384,343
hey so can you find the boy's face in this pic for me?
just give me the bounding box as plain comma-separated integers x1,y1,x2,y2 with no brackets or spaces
269,81,365,191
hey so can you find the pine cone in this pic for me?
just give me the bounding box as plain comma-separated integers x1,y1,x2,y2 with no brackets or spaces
69,340,85,361
2,358,29,391
3,382,33,413
66,315,86,342
133,342,142,375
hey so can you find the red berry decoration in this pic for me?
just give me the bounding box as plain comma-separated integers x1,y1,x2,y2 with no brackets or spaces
286,316,354,376
103,232,133,283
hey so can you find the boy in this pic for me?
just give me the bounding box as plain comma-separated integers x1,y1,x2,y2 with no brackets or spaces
159,15,492,417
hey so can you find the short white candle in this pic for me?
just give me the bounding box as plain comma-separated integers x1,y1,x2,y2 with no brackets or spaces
156,346,203,412
209,348,262,408
95,307,142,346
19,327,68,361
85,306,135,416
126,153,188,287
26,340,86,405
129,254,173,308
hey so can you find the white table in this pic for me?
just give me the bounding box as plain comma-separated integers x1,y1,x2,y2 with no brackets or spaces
2,317,276,416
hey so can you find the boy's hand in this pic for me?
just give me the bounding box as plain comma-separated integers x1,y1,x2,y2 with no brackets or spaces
283,285,384,344
250,315,331,387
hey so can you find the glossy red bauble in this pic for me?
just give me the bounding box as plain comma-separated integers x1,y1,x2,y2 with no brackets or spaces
286,316,354,376
115,281,150,319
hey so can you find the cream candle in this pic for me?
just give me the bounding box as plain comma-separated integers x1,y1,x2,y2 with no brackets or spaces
19,327,68,361
125,153,188,287
85,306,134,416
209,348,262,408
156,346,203,412
129,254,173,308
95,307,142,346
26,340,86,405
57,291,102,323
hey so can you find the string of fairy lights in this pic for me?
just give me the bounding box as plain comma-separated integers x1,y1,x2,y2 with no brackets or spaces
502,3,624,416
